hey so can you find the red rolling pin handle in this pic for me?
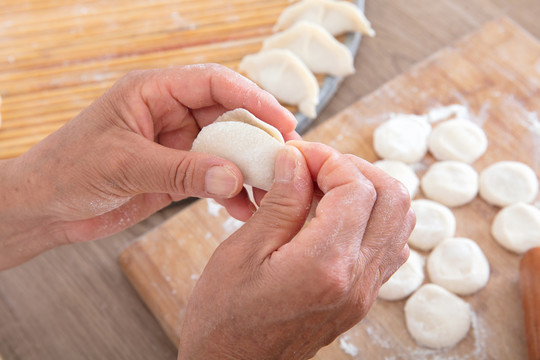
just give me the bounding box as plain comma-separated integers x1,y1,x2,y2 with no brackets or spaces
520,247,540,360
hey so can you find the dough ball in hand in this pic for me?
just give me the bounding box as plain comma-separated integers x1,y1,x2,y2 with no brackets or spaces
378,250,425,301
191,108,286,191
408,199,456,251
479,161,538,207
373,115,431,164
421,161,479,207
374,160,419,199
428,119,488,163
405,284,472,349
427,237,490,295
491,202,540,254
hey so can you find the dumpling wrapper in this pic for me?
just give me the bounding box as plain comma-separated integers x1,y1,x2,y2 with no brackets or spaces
191,109,286,191
274,0,375,37
239,49,319,118
263,21,354,76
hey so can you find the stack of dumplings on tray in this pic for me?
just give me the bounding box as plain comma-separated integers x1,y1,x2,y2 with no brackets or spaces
239,0,374,119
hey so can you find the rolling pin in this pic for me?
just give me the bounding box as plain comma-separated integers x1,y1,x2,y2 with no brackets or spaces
520,247,540,360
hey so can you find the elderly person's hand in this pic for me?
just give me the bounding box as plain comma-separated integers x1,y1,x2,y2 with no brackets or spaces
179,142,414,360
0,64,297,270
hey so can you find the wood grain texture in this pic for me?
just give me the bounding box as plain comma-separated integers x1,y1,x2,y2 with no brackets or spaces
520,247,540,360
2,1,540,359
0,0,360,159
119,18,540,359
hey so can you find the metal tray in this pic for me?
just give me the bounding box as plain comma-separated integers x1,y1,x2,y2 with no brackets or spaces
295,0,366,134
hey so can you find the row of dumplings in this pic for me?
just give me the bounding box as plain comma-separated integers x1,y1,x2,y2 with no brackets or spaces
238,0,375,118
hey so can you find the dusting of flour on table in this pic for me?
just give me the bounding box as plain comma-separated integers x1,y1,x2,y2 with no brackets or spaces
206,198,223,217
222,216,244,236
339,334,359,357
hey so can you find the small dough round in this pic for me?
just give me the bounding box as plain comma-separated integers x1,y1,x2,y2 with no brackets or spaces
428,119,488,163
479,161,539,207
427,237,490,295
374,160,419,199
405,284,472,349
191,109,285,191
373,115,431,164
491,203,540,254
421,161,479,207
408,199,456,251
378,250,425,301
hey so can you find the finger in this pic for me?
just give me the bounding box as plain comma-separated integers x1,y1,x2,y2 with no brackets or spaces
344,155,413,255
214,188,256,222
151,64,297,134
229,145,313,259
287,141,377,256
284,131,302,141
191,104,229,126
117,134,244,199
61,193,172,243
252,188,266,206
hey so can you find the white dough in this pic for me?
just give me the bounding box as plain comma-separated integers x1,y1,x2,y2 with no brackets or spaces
421,161,479,207
374,160,419,199
378,250,425,301
428,119,488,163
427,237,490,295
479,161,539,207
491,203,540,254
274,0,375,37
405,284,472,349
239,49,319,118
408,199,456,251
373,115,432,164
191,109,286,191
263,21,354,76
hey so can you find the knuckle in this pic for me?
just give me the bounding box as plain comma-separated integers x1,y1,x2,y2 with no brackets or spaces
311,259,355,302
259,194,307,227
382,177,411,211
170,156,197,195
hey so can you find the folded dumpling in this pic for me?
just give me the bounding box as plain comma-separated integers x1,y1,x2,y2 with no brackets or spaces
192,109,286,191
262,21,354,76
238,49,319,118
274,0,375,37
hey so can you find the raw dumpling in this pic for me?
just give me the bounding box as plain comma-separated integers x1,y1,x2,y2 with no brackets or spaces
405,284,472,349
262,21,354,76
427,237,490,296
479,161,539,207
373,114,432,164
191,109,286,191
428,119,488,163
239,49,319,118
491,203,540,254
374,160,419,199
274,0,375,37
408,199,456,251
421,161,479,207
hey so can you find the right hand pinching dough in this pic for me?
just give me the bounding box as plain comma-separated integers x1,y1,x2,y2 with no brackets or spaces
178,141,415,360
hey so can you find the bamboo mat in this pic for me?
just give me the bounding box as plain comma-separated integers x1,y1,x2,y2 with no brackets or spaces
0,0,359,159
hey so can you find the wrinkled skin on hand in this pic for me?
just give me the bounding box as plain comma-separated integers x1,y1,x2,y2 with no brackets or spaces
0,64,298,269
179,142,414,360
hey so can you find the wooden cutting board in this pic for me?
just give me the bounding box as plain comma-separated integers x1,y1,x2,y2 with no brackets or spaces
120,18,539,359
0,0,360,159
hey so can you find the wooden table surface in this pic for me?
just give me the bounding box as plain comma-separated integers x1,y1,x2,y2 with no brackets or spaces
1,1,540,359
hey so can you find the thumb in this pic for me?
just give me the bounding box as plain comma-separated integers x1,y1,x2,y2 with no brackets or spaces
231,145,314,258
119,138,244,199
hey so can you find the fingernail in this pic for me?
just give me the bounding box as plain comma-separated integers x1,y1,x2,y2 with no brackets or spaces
205,166,239,197
275,147,297,183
